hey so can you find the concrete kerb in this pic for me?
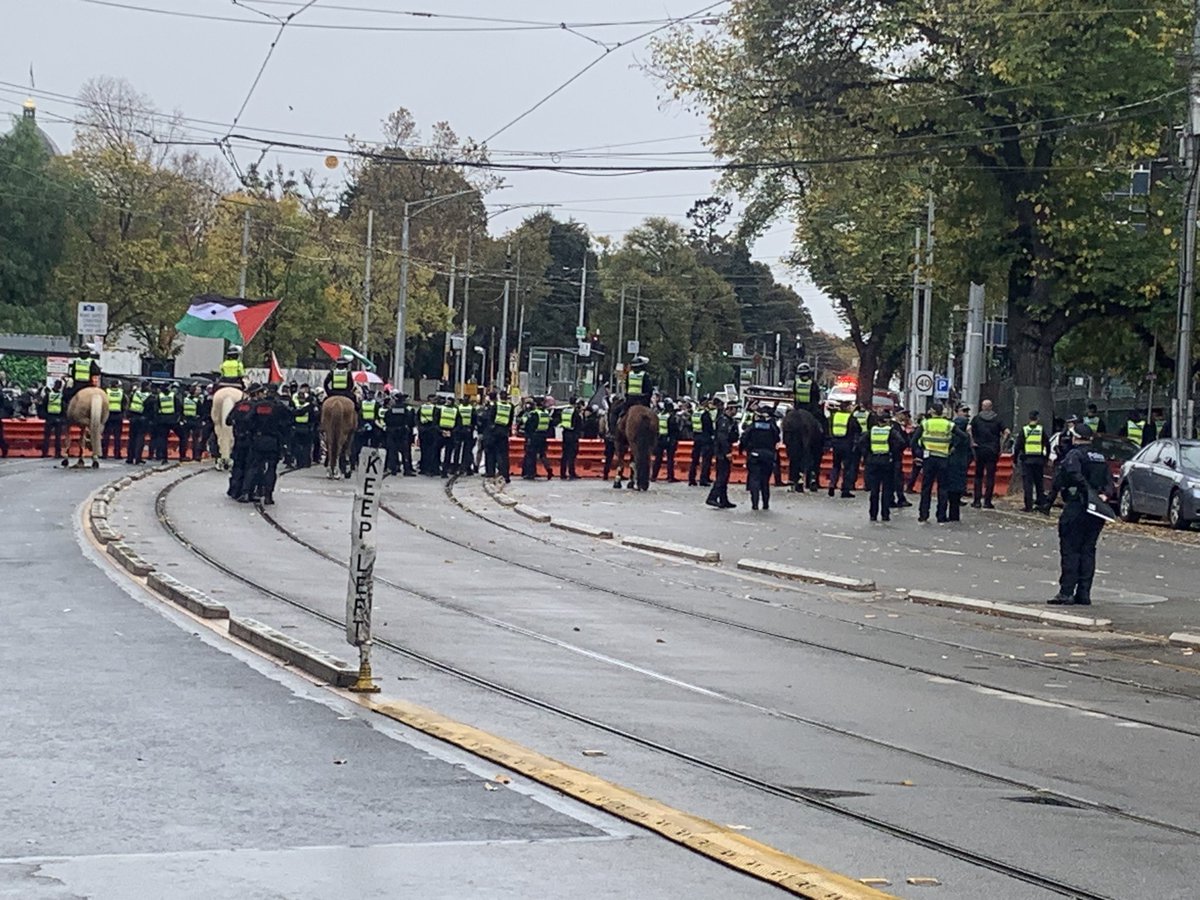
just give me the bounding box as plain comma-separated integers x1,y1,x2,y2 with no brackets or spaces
737,559,875,592
106,541,154,577
550,518,614,539
1169,631,1200,650
146,572,230,620
908,590,1114,632
229,617,358,688
514,503,551,523
620,535,720,563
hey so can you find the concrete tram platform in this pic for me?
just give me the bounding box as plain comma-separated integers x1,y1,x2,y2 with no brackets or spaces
0,460,800,900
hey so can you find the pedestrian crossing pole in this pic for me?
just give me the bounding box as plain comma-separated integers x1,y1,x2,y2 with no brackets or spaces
346,447,383,692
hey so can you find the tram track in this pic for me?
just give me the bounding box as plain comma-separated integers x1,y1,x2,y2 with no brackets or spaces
136,468,1193,899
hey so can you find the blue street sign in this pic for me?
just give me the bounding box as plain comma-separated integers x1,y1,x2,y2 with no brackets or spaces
934,375,950,399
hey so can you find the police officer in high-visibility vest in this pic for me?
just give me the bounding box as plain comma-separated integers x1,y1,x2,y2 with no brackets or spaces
40,380,66,458
355,390,380,466
101,378,126,459
417,396,438,475
289,385,316,469
827,401,862,498
1082,403,1106,435
125,380,153,464
152,381,179,462
323,357,356,401
180,385,204,460
914,402,956,523
864,408,907,522
1017,410,1051,512
616,355,655,425
688,396,715,487
64,348,101,410
454,396,476,475
558,398,583,480
793,362,819,416
436,397,460,477
521,397,553,480
484,390,514,481
218,346,246,389
1122,414,1148,448
652,398,681,482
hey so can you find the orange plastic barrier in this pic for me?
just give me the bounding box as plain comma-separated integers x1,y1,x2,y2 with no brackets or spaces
2,418,190,458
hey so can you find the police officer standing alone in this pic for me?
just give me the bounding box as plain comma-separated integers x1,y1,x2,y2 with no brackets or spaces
865,408,907,522
705,400,739,509
1048,423,1111,606
739,404,780,511
40,380,65,458
1016,410,1050,512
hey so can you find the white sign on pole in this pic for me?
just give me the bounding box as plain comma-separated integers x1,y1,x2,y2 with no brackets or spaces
913,370,935,396
345,448,383,647
77,302,109,336
732,342,745,358
577,341,592,358
626,339,639,355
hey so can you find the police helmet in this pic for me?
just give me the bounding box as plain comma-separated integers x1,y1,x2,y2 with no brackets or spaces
335,357,351,368
631,355,648,369
226,345,242,358
797,362,811,374
247,382,264,393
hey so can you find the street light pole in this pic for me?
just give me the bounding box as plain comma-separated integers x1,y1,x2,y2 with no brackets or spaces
499,242,511,391
577,257,588,336
393,203,412,390
1175,12,1200,438
361,208,373,356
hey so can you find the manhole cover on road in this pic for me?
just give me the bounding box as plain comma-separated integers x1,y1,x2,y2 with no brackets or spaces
779,787,871,800
1090,588,1167,605
1004,795,1085,809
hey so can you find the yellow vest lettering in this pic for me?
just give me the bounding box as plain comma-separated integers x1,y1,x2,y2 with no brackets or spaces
921,417,953,457
361,400,377,420
830,410,851,437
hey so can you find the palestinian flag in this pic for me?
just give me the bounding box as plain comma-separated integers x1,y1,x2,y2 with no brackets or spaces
268,352,285,384
316,339,376,371
176,294,280,346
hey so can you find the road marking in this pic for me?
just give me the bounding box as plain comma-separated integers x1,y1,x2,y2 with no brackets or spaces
821,533,854,540
931,549,965,556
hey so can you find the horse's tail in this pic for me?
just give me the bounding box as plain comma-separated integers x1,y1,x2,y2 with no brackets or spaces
89,390,104,457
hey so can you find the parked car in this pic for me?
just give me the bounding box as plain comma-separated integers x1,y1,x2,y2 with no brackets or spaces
1043,433,1139,510
1117,439,1200,529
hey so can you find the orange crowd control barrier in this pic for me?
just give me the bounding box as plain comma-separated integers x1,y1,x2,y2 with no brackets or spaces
2,418,188,459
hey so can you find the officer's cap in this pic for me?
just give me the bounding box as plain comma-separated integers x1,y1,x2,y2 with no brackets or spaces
1071,422,1094,439
1029,410,1039,419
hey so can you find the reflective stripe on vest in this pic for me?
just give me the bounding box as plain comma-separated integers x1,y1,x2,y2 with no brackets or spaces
690,411,704,431
107,387,124,411
183,398,199,418
129,392,146,414
330,370,349,390
794,378,812,404
158,394,176,415
853,410,870,428
922,418,953,457
830,410,851,437
361,401,377,420
458,405,474,426
627,371,645,395
1127,420,1144,445
1023,423,1046,455
658,413,670,436
494,402,512,427
220,359,244,378
419,403,435,424
534,409,551,432
47,392,63,415
870,425,891,455
438,406,458,428
73,358,92,382
561,408,576,431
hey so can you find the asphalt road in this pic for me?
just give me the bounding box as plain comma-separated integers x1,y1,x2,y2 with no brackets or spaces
0,459,790,900
92,462,1200,898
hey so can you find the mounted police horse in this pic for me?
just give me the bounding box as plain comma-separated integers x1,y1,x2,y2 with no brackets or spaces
612,404,656,491
63,387,109,469
782,407,824,491
320,395,357,479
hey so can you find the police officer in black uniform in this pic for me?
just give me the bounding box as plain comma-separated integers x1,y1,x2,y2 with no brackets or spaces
288,384,316,469
651,398,680,482
226,385,258,498
739,404,780,511
705,400,739,509
239,384,291,505
383,392,417,476
1048,423,1111,606
559,398,583,480
152,381,179,462
482,390,515,481
40,380,66,458
864,408,908,522
688,396,715,487
521,397,554,480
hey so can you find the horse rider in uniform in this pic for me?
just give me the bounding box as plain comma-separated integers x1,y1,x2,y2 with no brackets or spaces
618,356,655,425
1016,410,1051,512
65,347,101,411
793,362,820,417
1048,422,1111,606
827,400,862,498
218,346,246,389
324,357,356,404
102,378,126,459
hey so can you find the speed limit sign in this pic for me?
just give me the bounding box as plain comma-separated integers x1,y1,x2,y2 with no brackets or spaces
913,370,935,395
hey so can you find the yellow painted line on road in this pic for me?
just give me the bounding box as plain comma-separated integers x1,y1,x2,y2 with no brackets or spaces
360,696,895,900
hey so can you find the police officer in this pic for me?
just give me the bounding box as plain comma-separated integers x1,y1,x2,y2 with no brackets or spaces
521,397,553,480
416,395,438,475
125,380,153,464
892,408,914,508
226,386,257,497
652,398,680,482
65,347,101,410
484,390,514,481
436,396,460,477
624,356,655,408
602,398,621,480
1121,413,1149,448
1083,403,1106,435
688,396,715,487
913,402,956,523
793,362,819,416
559,398,583,480
324,357,355,401
1048,423,1111,606
218,346,246,388
178,385,201,460
827,400,862,498
101,378,126,459
383,392,416,476
239,384,291,505
40,380,65,458
705,400,739,509
151,382,179,462
454,396,476,475
1016,410,1050,512
865,408,907,522
355,390,381,466
290,384,316,469
739,404,780,511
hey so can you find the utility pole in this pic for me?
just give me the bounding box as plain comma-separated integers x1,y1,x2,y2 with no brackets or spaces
442,255,456,384
962,283,986,416
635,285,642,344
498,243,511,391
921,190,935,371
577,257,588,334
1176,12,1200,439
774,332,782,385
393,203,411,390
458,234,473,392
237,209,250,299
908,226,923,413
616,285,626,385
361,208,373,356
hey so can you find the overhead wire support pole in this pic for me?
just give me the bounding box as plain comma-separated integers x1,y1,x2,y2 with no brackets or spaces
921,189,935,371
1175,4,1200,440
499,243,511,391
442,255,456,383
393,203,411,390
238,209,250,300
361,208,373,356
908,226,923,413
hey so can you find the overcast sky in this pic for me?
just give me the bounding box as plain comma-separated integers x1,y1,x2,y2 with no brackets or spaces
2,0,844,334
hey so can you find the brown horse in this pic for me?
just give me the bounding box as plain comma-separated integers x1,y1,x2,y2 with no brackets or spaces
612,404,656,491
320,396,357,479
63,387,109,469
781,407,824,491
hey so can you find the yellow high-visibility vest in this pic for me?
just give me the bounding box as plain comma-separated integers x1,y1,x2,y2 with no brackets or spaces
1126,420,1144,445
1023,423,1046,456
330,370,350,390
129,392,147,414
419,403,435,424
107,387,124,412
921,417,953,457
494,402,512,427
870,425,891,455
794,378,812,404
534,409,551,432
561,408,577,430
47,391,63,415
72,358,93,382
458,404,474,426
220,359,244,378
627,371,645,394
183,398,199,418
658,413,670,436
361,400,377,421
830,410,852,437
438,405,458,429
158,393,176,415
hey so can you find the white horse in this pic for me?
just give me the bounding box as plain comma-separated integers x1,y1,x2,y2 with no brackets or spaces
210,385,244,469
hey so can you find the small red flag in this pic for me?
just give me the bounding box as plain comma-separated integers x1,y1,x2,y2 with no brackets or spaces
268,352,284,384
